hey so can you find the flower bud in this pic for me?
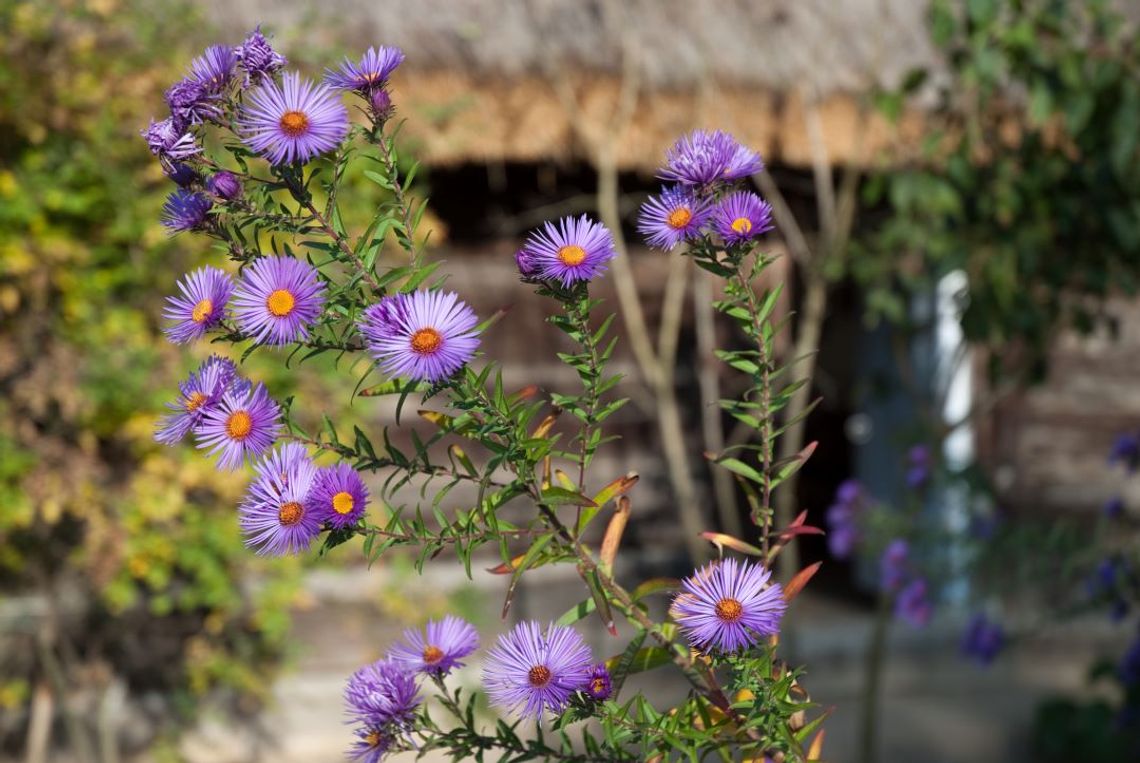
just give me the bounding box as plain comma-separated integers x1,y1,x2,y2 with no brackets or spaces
370,88,392,117
206,170,242,201
165,162,199,188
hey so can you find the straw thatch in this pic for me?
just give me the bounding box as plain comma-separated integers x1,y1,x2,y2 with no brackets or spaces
207,0,939,169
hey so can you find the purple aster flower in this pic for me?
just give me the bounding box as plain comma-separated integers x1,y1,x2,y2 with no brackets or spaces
519,215,617,286
162,266,234,344
239,444,320,555
164,162,199,188
237,26,287,86
583,663,612,701
1110,598,1131,623
154,355,237,445
358,290,480,383
232,255,327,346
325,46,405,93
961,613,1005,666
879,539,910,592
636,186,710,251
195,381,281,469
1104,496,1125,519
482,621,594,720
160,189,212,233
895,578,933,627
346,726,393,763
206,170,242,201
712,191,774,245
238,72,349,165
165,77,222,128
722,139,765,181
671,557,786,653
1108,432,1140,470
142,117,200,161
310,462,369,529
345,659,421,727
658,129,761,186
389,615,480,677
190,44,238,94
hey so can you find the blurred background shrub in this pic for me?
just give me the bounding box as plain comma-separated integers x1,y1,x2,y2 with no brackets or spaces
0,0,305,753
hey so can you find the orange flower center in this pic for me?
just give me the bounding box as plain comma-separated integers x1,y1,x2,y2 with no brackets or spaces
422,645,444,664
279,110,309,136
557,245,587,266
225,410,253,440
591,677,607,694
715,597,744,623
527,665,552,687
332,491,355,515
364,730,384,749
666,207,693,229
410,327,442,354
185,391,208,412
266,289,296,317
191,298,214,324
278,501,303,526
730,217,753,235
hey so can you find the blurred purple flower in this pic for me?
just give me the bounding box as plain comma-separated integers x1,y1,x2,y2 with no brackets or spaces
895,578,933,628
879,539,910,592
1108,432,1140,471
961,613,1005,666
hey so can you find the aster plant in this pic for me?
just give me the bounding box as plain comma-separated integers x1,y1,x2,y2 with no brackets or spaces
144,29,827,761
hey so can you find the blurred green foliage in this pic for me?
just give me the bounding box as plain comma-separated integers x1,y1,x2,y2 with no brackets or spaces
0,0,304,741
857,0,1140,382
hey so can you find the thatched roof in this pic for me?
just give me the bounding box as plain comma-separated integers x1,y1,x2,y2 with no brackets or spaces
207,0,940,168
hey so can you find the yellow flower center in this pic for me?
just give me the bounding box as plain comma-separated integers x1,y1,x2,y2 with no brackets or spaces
191,298,214,323
591,678,607,694
422,645,444,664
730,217,753,235
278,501,303,526
266,288,296,317
364,730,384,749
279,110,310,136
185,391,208,412
410,327,442,354
332,491,355,515
557,245,587,266
527,665,552,687
225,410,253,440
715,597,744,623
666,207,693,229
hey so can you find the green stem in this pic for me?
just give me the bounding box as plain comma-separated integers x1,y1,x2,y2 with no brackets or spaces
859,594,893,763
733,255,775,550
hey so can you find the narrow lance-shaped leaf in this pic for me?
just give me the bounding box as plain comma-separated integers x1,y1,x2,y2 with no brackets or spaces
599,496,631,576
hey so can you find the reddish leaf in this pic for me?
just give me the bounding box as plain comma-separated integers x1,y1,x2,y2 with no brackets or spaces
783,561,823,602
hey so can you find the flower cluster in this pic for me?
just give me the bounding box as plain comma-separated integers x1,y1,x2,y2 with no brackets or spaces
154,355,282,470
341,616,617,757
147,33,492,563
635,129,772,254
